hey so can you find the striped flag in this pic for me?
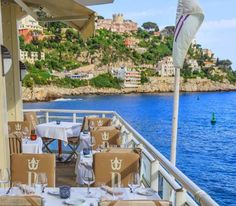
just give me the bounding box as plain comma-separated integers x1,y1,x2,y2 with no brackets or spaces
173,0,204,68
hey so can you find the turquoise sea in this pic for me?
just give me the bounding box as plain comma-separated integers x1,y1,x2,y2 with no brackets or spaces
24,92,236,206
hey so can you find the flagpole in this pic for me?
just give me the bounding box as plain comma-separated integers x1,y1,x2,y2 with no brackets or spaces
170,67,180,166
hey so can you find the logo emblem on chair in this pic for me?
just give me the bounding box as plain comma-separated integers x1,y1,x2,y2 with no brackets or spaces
111,157,122,171
97,120,103,127
101,132,109,141
15,123,22,131
28,157,40,170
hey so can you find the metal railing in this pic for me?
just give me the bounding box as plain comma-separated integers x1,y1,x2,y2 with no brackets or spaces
23,109,219,206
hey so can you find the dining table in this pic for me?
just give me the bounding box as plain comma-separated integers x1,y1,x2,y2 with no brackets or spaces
36,121,81,159
0,187,160,206
21,137,43,154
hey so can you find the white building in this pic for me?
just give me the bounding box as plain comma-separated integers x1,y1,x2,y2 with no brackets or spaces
202,49,214,58
20,50,45,64
66,73,94,80
18,15,43,32
186,59,201,71
112,67,141,88
156,56,175,77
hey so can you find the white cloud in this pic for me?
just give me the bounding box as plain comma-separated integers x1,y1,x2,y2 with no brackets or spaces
202,18,236,30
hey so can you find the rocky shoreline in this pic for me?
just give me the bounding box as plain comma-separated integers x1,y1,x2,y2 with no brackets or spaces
23,77,236,102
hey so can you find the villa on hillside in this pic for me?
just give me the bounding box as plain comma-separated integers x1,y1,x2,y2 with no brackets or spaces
202,49,214,58
20,50,45,64
185,59,201,71
204,61,215,68
18,15,44,43
124,37,139,48
96,14,138,33
112,66,141,88
156,56,175,77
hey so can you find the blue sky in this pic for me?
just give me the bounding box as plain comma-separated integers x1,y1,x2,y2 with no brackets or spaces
91,0,236,69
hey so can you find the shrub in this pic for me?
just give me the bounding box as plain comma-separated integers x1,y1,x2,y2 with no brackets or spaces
90,73,121,89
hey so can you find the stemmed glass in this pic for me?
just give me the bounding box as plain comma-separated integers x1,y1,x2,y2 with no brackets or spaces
89,121,95,131
82,166,95,197
23,126,30,139
128,172,140,193
35,173,48,193
0,168,10,194
90,136,96,152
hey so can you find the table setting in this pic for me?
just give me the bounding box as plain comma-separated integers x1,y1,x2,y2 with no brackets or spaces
36,121,82,143
0,165,160,206
22,136,43,154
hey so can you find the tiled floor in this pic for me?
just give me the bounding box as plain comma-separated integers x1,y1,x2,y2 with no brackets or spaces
56,162,77,187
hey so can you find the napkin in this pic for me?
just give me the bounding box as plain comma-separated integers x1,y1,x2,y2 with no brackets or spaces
18,184,35,194
101,185,123,196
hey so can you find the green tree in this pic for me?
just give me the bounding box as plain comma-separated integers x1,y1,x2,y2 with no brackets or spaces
142,22,159,32
90,73,121,89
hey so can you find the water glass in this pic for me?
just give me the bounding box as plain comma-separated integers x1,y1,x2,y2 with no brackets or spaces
90,136,96,149
128,172,140,193
59,185,71,199
35,173,48,193
0,168,10,190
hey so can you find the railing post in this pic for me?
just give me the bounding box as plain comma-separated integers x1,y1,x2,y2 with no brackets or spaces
151,160,160,192
176,189,187,206
45,112,49,123
163,179,175,202
73,113,76,123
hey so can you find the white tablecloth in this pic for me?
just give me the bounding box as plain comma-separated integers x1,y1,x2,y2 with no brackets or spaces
36,122,81,143
79,132,91,150
22,137,43,154
0,187,160,206
76,151,94,185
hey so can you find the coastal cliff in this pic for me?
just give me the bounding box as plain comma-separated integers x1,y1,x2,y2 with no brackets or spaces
23,77,236,102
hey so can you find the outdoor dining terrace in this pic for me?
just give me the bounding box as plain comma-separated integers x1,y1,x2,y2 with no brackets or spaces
0,109,218,206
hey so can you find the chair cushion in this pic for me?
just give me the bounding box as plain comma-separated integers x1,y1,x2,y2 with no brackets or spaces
93,148,140,187
11,154,56,187
91,126,120,149
8,121,31,137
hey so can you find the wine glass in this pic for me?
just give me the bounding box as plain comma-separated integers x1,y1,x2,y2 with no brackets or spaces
23,126,30,139
89,121,95,130
90,136,96,151
112,183,124,200
128,172,140,193
35,173,48,193
82,166,95,197
0,168,10,194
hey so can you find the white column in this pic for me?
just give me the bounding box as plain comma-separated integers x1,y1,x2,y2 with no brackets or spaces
0,0,10,174
2,3,24,121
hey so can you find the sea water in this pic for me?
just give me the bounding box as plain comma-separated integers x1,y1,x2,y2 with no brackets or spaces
24,91,236,206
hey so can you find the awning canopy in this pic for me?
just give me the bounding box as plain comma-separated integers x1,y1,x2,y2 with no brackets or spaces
75,0,114,6
14,0,96,39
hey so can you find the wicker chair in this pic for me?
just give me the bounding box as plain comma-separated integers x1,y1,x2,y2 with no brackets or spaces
8,121,31,155
24,112,55,153
8,134,22,155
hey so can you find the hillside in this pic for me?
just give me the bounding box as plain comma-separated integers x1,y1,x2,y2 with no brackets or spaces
20,22,236,93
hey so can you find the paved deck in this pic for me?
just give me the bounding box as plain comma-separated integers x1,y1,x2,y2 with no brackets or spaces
56,162,77,187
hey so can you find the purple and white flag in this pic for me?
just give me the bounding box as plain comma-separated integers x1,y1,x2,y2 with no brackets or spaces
173,0,204,68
